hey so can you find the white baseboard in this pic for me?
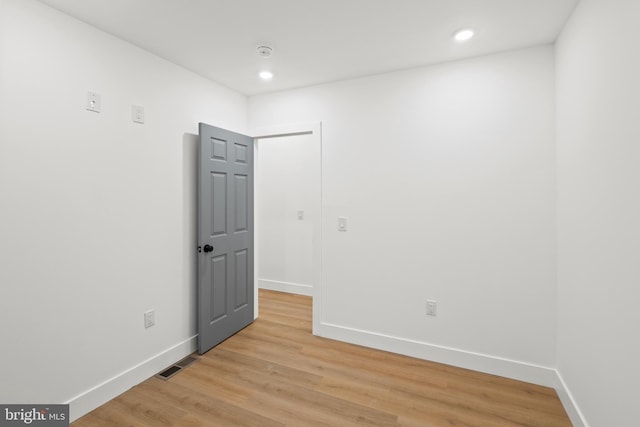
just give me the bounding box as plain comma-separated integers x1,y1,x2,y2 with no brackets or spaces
554,371,589,427
64,322,589,426
66,335,197,422
315,322,558,388
316,322,593,424
259,279,313,296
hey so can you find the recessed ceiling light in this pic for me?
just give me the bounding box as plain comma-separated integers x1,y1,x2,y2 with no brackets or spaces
259,71,273,81
453,28,475,42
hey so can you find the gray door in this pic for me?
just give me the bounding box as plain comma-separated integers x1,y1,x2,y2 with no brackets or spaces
198,123,254,354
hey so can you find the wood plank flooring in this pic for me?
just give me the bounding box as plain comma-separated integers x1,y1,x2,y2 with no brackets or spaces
73,290,572,426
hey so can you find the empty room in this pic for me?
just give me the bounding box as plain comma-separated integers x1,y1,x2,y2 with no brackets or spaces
0,0,638,426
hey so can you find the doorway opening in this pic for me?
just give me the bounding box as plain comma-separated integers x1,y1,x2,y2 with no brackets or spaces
253,123,322,335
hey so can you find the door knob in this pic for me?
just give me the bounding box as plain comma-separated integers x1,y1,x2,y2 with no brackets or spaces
203,244,214,253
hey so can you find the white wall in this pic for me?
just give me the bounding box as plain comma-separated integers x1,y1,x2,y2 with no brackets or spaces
249,46,557,381
556,0,640,425
0,0,247,420
257,135,315,295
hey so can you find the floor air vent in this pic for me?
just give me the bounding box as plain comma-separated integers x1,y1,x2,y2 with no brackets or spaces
155,354,199,380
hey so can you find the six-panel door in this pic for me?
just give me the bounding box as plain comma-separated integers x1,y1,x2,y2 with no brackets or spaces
198,123,254,354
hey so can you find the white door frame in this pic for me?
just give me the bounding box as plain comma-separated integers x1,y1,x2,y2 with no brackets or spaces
252,122,322,335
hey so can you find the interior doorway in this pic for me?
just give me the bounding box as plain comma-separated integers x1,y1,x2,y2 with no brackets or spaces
257,133,314,296
253,123,322,334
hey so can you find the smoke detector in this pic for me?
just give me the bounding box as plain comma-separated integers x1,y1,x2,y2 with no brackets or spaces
256,45,274,57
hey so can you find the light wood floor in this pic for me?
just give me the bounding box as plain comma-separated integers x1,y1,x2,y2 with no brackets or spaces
73,290,572,426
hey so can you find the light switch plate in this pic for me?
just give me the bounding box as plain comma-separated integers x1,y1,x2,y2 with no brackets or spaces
338,217,348,231
426,300,437,316
86,91,101,113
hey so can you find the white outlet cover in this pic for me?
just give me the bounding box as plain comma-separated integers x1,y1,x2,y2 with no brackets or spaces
132,105,145,124
144,310,155,328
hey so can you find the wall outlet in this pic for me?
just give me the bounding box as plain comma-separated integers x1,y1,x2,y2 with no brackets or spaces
338,217,348,231
426,300,437,317
297,210,304,220
144,310,155,328
86,91,101,113
132,105,145,124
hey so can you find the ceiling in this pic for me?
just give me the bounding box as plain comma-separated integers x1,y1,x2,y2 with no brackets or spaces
37,0,579,96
